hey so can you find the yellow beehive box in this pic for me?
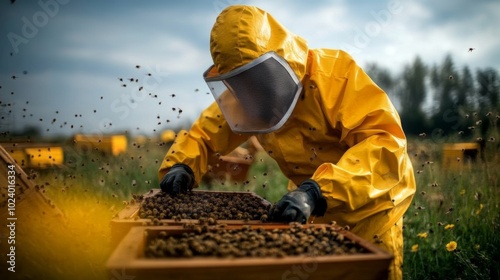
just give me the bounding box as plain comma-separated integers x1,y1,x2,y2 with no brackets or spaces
73,134,127,156
25,146,64,168
0,143,64,168
160,129,176,143
442,142,480,170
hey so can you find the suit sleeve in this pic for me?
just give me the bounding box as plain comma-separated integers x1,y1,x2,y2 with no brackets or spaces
158,101,250,184
312,53,415,220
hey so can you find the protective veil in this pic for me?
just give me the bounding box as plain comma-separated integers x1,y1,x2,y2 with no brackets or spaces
159,5,416,280
204,51,302,133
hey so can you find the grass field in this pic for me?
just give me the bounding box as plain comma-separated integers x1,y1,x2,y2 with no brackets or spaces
2,132,499,280
403,137,500,280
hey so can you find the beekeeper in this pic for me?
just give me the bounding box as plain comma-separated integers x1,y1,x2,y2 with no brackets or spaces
158,5,415,279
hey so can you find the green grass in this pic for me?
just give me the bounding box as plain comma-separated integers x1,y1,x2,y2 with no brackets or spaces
11,133,500,280
403,137,500,280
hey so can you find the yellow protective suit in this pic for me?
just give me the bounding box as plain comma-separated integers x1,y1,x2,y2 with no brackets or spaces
159,5,415,280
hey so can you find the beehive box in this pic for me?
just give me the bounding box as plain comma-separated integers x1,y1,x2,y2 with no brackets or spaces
110,189,273,245
0,143,64,168
203,136,263,184
205,151,254,183
72,134,127,156
160,129,176,143
107,224,392,280
442,142,480,170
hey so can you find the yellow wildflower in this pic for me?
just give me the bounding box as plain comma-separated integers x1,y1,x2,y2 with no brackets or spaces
417,232,428,238
459,189,466,196
444,224,455,230
474,244,480,251
475,204,484,215
446,241,457,252
411,244,419,252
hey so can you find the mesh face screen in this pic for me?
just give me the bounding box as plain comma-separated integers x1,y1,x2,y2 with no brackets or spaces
204,52,302,133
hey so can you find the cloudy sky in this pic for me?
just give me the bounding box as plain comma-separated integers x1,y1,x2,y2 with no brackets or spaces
0,0,499,138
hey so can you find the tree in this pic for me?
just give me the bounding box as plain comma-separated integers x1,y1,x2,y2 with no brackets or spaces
457,66,474,110
429,54,461,134
397,56,428,135
476,67,500,135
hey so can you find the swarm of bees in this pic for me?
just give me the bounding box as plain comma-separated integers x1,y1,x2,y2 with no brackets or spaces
145,223,367,259
138,191,271,221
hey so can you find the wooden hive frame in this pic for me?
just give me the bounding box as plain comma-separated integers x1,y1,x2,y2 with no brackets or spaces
110,189,274,246
107,224,392,280
0,145,64,267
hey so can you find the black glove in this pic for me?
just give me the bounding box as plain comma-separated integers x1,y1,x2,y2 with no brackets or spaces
269,179,327,224
159,163,195,195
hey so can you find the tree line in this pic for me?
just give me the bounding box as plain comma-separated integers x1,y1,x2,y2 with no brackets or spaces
366,54,499,139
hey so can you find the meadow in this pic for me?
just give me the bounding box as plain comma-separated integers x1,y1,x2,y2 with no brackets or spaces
4,130,499,280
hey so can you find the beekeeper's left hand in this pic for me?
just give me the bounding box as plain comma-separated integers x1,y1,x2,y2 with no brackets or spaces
269,180,327,224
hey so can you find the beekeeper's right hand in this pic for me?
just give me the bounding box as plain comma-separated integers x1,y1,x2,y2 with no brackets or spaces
159,163,195,195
